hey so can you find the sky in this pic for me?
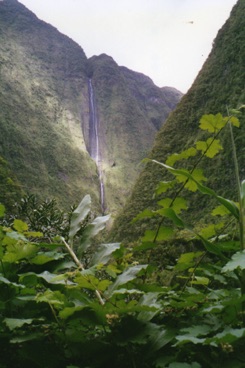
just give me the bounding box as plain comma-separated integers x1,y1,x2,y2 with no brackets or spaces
19,0,237,93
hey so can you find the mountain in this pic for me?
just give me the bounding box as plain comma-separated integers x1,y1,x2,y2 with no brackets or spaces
0,0,182,216
110,0,245,242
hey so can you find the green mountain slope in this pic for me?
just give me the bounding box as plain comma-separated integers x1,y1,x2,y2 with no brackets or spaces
86,54,180,215
0,0,181,214
0,0,99,209
111,0,245,242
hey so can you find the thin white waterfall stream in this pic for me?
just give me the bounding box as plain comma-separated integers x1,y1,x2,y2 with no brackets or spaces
88,79,105,213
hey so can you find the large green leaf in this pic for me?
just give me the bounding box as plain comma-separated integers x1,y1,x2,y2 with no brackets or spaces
0,275,24,288
36,289,67,308
3,231,27,243
74,273,100,291
206,327,245,346
59,305,84,319
90,243,120,266
106,264,148,297
68,195,91,243
13,219,28,233
199,113,227,133
30,251,65,265
146,322,176,351
3,241,37,263
138,292,162,322
79,214,110,253
4,318,41,330
10,333,43,343
222,250,245,272
166,147,197,166
36,270,75,285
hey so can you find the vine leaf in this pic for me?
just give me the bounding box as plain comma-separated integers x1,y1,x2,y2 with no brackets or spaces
156,180,175,195
166,147,197,166
157,197,187,214
142,227,174,242
151,160,239,219
174,168,207,192
196,138,223,158
133,209,155,223
212,205,231,216
199,113,227,133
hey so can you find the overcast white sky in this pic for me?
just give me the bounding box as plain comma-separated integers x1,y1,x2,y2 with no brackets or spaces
19,0,237,93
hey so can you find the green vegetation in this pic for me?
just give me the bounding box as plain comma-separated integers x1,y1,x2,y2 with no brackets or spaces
85,55,182,217
1,1,245,365
0,1,181,218
1,112,245,367
0,0,99,210
111,0,245,242
0,155,23,211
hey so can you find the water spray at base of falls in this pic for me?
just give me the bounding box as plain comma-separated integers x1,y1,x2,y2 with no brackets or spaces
88,79,106,213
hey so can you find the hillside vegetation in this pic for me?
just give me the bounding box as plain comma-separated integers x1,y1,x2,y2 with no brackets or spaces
1,1,245,367
110,0,245,242
0,0,181,216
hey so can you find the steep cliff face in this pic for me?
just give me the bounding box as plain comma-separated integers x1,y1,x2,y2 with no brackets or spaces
111,0,245,242
0,0,99,210
83,54,181,215
0,0,182,214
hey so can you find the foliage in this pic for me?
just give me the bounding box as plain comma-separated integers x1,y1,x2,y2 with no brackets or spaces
0,156,23,211
0,1,181,218
1,195,74,243
0,0,100,211
1,111,245,367
110,0,245,242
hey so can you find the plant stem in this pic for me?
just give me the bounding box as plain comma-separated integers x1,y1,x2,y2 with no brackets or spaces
228,121,244,247
226,108,245,298
61,237,105,305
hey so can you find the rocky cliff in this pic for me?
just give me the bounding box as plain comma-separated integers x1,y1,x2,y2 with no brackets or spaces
0,0,182,215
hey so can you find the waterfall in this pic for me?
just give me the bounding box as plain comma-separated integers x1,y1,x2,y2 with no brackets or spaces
88,79,105,213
